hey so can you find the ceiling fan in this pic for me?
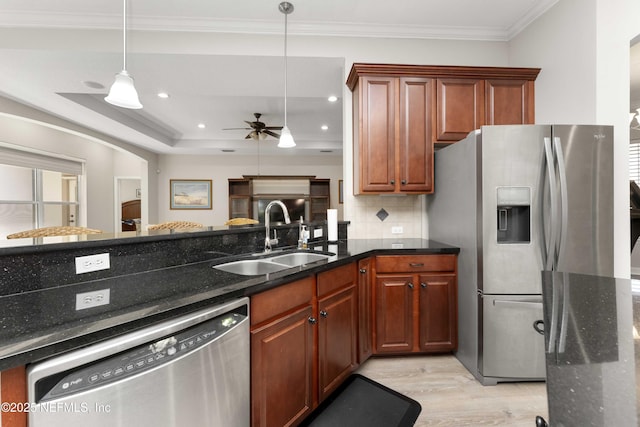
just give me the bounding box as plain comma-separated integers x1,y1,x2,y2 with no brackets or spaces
223,113,283,140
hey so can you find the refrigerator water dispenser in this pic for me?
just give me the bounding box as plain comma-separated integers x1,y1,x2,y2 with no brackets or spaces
496,187,531,243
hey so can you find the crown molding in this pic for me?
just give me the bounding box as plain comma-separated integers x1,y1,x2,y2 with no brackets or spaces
0,4,557,42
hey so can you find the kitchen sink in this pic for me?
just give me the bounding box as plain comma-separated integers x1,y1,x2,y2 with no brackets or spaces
213,260,290,275
267,252,331,266
213,251,334,276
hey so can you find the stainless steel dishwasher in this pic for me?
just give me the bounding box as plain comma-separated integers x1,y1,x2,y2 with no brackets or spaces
27,297,250,427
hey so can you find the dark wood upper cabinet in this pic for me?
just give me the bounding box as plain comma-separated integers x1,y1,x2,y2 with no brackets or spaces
435,78,484,143
348,63,540,194
485,78,535,125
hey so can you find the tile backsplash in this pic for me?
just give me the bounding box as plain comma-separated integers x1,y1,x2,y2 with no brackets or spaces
348,194,426,239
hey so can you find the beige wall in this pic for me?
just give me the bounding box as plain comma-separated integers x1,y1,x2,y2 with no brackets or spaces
156,153,343,226
510,0,634,278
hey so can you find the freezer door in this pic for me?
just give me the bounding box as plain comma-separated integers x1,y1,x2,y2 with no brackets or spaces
480,125,549,295
551,125,614,276
480,294,546,381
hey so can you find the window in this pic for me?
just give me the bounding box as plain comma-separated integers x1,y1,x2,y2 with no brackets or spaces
631,142,640,184
0,146,83,239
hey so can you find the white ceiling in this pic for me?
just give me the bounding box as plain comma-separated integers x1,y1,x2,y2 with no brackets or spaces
5,0,637,156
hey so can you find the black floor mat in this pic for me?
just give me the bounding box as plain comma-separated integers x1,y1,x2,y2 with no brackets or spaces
300,374,422,427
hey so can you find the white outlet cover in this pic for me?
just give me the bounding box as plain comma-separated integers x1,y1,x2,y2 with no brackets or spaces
75,253,110,274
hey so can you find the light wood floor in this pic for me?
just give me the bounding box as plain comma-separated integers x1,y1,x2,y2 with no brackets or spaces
356,354,548,426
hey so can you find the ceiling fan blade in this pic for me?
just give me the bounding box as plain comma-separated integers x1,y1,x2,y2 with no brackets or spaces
223,127,252,130
244,121,258,128
264,126,284,130
263,130,281,139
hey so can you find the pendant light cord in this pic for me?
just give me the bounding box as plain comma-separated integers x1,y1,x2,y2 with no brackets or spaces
122,0,128,72
283,9,288,128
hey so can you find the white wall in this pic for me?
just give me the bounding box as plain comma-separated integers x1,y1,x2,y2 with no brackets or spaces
0,98,158,232
509,0,634,278
156,153,342,226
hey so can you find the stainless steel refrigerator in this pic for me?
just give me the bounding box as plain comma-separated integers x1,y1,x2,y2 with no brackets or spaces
427,124,614,385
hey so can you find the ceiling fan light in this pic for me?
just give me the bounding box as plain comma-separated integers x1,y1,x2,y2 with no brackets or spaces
278,126,296,148
105,70,143,109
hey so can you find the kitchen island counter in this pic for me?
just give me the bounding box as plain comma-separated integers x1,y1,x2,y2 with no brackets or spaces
541,271,639,426
0,233,458,371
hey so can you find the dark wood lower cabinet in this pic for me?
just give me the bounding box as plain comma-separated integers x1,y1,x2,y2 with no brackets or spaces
250,263,358,427
0,365,27,427
419,274,458,352
357,258,373,363
318,285,357,401
251,304,315,427
374,274,414,354
374,255,458,355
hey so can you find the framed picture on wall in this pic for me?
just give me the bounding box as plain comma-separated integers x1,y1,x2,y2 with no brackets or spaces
170,179,212,210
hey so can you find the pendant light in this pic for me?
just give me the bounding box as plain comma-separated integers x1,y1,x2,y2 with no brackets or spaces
278,2,295,148
105,0,143,109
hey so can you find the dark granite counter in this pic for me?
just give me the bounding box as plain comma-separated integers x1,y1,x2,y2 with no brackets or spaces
0,229,458,371
541,271,639,426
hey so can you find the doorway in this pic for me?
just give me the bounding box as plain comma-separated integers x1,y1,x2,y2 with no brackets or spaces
115,177,142,232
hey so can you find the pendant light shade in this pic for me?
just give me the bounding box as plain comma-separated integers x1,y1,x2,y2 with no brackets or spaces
278,126,296,148
278,2,295,148
105,0,142,109
105,70,142,109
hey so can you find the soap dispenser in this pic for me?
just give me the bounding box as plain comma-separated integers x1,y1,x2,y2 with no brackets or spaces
298,217,307,249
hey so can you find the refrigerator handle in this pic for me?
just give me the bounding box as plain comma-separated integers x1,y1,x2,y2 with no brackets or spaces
553,137,569,270
493,299,542,309
542,137,558,271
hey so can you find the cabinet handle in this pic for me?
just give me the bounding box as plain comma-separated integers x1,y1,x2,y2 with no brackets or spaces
320,310,328,318
407,282,414,289
390,180,395,185
401,180,406,185
359,268,367,274
308,317,317,324
409,262,424,268
420,282,427,289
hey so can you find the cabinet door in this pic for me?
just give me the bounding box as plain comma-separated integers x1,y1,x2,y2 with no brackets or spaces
399,77,434,193
358,76,396,193
418,274,457,352
485,79,535,125
374,274,414,353
357,258,373,363
251,305,315,427
318,285,358,401
435,78,484,143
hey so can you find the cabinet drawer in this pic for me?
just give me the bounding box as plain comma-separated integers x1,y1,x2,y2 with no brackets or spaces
317,263,356,297
251,276,315,326
375,255,456,273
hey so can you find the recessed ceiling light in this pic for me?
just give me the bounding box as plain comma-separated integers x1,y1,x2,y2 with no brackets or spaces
321,125,329,131
82,81,105,89
197,123,206,129
157,92,170,99
328,95,338,102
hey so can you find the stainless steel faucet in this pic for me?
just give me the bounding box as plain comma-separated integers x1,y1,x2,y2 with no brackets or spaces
264,200,291,253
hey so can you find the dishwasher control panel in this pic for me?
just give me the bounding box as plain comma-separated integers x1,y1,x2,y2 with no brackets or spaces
34,308,247,403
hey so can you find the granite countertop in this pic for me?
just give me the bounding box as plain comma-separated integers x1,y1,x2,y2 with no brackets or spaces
0,237,458,371
541,271,640,426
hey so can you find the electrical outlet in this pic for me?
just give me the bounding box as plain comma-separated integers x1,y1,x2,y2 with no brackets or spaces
75,253,110,274
391,226,404,234
75,289,110,310
313,228,323,239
